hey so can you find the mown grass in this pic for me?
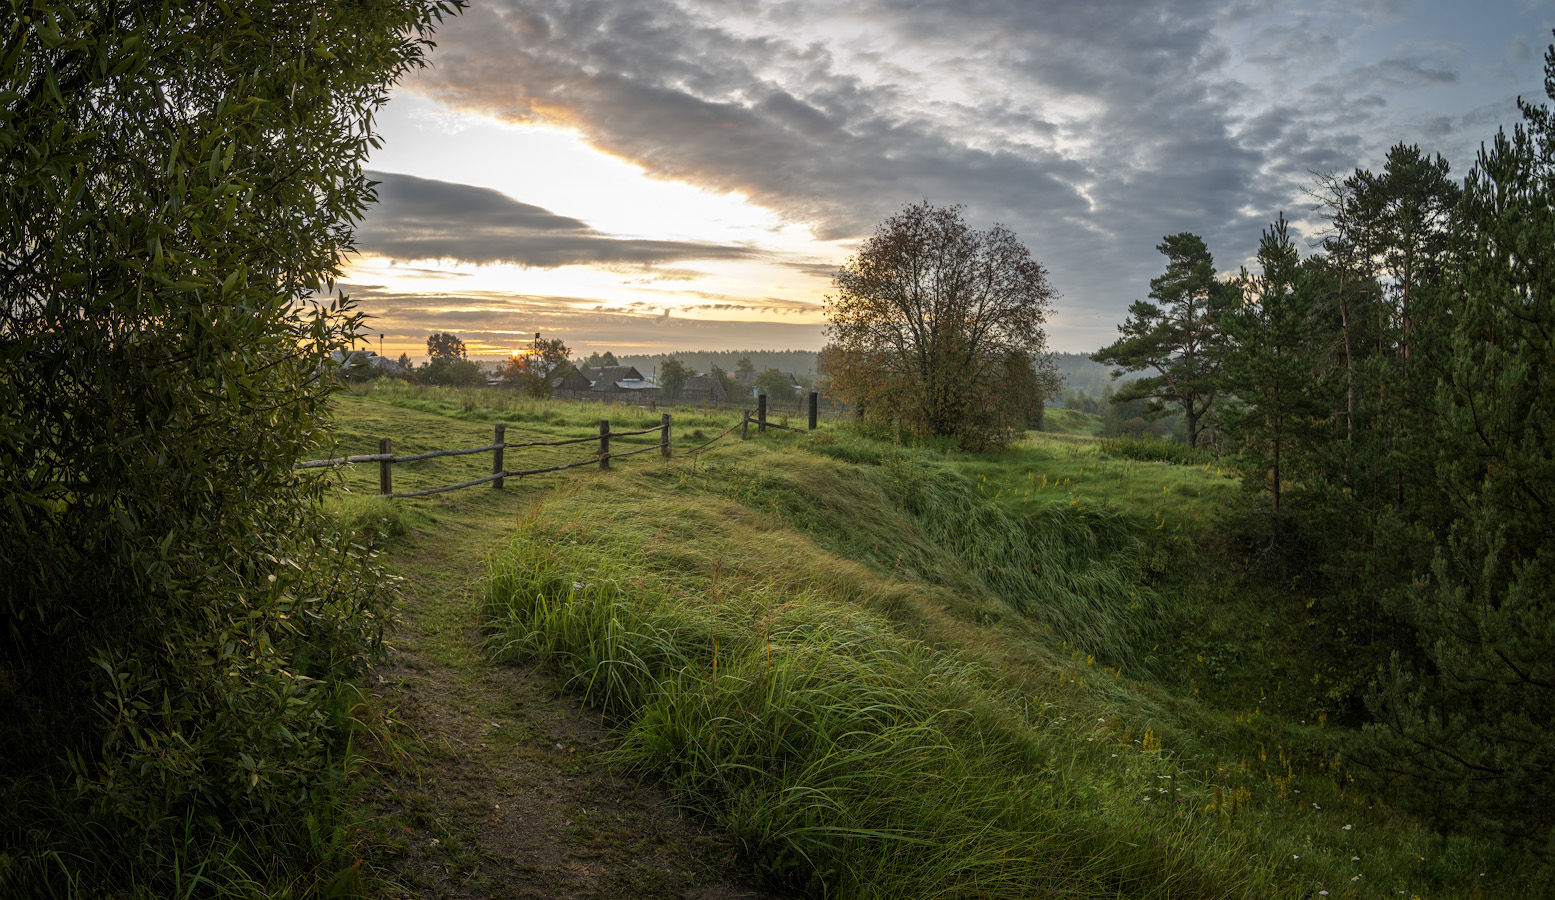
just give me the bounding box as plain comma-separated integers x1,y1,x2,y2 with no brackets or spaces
329,386,1546,900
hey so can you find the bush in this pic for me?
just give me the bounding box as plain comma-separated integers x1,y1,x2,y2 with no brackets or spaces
0,0,456,891
1098,436,1219,467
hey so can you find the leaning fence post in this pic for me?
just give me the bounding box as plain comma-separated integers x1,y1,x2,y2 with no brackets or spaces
661,413,672,459
808,390,818,431
599,419,611,470
758,394,767,434
741,411,750,440
492,424,505,489
379,438,393,496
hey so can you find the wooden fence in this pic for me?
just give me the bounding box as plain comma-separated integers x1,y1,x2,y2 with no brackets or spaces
299,397,819,499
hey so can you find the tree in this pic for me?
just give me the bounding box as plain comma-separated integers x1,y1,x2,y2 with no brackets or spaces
735,355,756,377
708,363,740,400
585,350,618,368
1219,215,1328,512
500,336,571,398
418,331,484,385
823,202,1059,449
754,368,797,403
658,356,691,400
427,330,468,360
1094,233,1234,448
0,0,459,890
397,351,414,371
1366,40,1555,851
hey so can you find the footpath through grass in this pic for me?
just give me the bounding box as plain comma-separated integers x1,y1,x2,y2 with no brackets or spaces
334,383,1546,900
328,388,781,899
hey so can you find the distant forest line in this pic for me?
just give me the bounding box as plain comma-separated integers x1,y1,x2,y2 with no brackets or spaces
540,348,1132,401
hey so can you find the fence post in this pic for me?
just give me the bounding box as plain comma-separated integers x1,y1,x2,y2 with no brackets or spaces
660,413,672,459
492,424,505,489
378,438,392,496
599,419,611,470
758,394,767,434
741,411,749,440
808,391,818,431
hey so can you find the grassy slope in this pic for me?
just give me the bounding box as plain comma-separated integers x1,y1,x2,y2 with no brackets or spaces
335,384,1542,900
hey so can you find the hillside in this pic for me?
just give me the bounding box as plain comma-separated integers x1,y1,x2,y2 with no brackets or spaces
325,383,1544,900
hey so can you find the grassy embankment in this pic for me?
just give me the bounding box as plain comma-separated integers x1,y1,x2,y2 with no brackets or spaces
335,381,1546,899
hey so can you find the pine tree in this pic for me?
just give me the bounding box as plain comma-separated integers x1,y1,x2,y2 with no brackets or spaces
1094,233,1235,447
1219,215,1328,513
1366,40,1555,853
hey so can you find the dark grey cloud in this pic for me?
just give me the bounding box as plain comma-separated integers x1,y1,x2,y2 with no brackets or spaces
396,0,1550,349
354,170,761,268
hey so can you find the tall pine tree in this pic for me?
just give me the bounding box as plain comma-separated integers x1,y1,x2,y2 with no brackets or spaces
1094,233,1234,447
1366,40,1555,854
1220,215,1328,513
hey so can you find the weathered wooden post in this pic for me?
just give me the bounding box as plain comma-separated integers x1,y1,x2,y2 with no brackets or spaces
741,411,749,440
378,438,392,496
492,424,506,489
757,394,767,434
660,413,672,459
808,390,818,431
599,419,611,470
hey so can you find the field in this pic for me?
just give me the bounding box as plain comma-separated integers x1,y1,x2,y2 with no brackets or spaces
332,381,1544,899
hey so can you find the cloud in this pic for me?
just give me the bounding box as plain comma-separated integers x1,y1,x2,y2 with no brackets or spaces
336,281,828,356
393,0,1548,347
354,170,762,267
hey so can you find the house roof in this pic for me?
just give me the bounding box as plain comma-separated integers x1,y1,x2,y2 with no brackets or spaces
330,349,405,373
682,375,727,400
551,369,592,389
581,363,640,385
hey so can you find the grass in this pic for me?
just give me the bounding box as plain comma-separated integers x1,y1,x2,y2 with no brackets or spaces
326,385,1546,899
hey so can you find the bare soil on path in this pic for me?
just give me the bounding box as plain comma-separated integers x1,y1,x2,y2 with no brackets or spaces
354,486,787,900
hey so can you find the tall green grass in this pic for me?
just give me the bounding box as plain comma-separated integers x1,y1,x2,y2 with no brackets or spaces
869,453,1171,673
472,432,1543,900
319,388,1546,900
483,533,1264,899
0,683,377,899
1099,436,1221,467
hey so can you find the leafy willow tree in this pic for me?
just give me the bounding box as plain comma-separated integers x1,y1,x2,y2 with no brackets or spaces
823,202,1059,450
0,0,459,889
1366,44,1555,852
1093,233,1235,448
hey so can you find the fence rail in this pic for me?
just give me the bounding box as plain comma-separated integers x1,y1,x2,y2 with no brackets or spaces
300,397,819,499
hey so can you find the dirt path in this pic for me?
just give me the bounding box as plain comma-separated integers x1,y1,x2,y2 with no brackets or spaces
355,489,784,900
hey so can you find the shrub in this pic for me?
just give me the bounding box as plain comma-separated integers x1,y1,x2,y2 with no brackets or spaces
0,0,458,891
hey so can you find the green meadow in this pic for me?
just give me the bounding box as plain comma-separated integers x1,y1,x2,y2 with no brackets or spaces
333,381,1545,899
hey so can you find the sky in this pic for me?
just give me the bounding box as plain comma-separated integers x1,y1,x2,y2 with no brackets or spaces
345,0,1555,360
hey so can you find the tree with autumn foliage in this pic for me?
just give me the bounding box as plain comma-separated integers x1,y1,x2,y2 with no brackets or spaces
822,202,1059,449
499,336,572,397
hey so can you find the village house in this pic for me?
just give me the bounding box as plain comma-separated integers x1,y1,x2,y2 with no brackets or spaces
552,365,663,404
680,374,728,404
329,349,406,378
